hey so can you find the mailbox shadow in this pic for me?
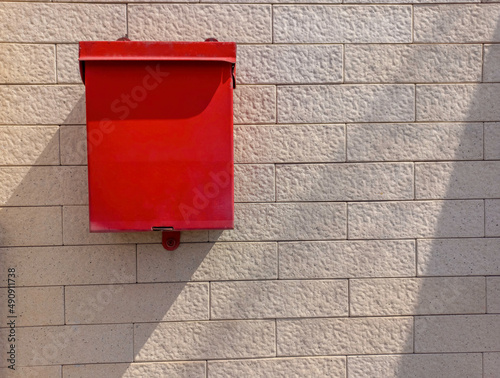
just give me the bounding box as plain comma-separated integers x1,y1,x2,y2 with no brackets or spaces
87,61,230,121
0,136,59,245
0,88,216,376
0,91,86,246
58,94,214,376
384,17,500,378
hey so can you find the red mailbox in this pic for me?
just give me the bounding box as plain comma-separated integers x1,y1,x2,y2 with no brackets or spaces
79,40,236,249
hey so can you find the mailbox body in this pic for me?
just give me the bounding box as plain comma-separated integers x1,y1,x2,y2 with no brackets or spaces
79,41,235,232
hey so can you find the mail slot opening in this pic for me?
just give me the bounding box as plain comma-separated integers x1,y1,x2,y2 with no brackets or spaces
152,227,175,231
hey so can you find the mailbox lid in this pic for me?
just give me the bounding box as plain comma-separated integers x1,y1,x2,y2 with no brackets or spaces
79,41,236,62
79,41,236,84
79,41,236,82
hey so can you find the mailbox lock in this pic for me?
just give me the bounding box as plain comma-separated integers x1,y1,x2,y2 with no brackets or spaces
162,230,181,251
152,227,181,251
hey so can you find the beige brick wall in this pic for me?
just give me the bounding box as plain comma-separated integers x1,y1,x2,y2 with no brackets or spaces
0,1,499,377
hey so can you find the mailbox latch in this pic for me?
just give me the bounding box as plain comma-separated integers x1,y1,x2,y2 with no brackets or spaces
153,227,181,251
162,231,180,251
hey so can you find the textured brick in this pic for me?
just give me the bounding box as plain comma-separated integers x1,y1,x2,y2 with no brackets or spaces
485,353,500,378
345,0,480,3
345,44,481,83
274,6,411,43
210,203,346,241
235,124,345,164
347,123,483,162
276,163,413,201
129,4,271,43
235,164,275,202
417,84,500,122
279,240,415,279
60,126,87,165
348,354,482,378
414,5,500,43
63,362,205,378
277,317,413,356
0,324,132,366
278,85,414,123
0,44,55,84
349,200,484,239
488,277,500,313
209,357,346,378
416,162,500,199
234,86,276,124
484,45,500,82
485,123,500,160
0,287,63,327
0,366,61,378
0,206,62,247
0,85,85,125
0,3,126,42
63,205,163,245
57,44,80,84
350,277,485,316
66,283,208,324
0,167,57,206
0,245,135,286
134,320,275,361
0,166,87,206
237,45,342,84
2,0,499,369
62,166,88,205
486,200,500,236
203,0,340,3
65,167,91,205
56,0,196,2
138,242,277,283
211,280,348,319
415,315,500,352
0,126,60,166
418,238,500,276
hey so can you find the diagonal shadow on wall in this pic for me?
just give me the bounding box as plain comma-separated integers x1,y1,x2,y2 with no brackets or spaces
0,85,216,376
0,51,275,377
348,10,500,378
